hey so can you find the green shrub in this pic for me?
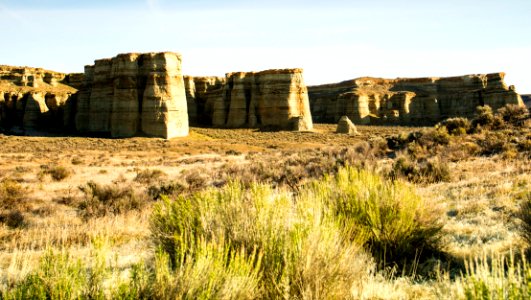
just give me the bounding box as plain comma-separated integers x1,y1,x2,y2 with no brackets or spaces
78,181,149,219
1,242,111,300
151,175,374,299
310,167,444,269
518,193,531,247
458,253,531,300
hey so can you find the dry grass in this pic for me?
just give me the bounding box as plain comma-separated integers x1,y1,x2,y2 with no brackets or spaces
1,120,530,299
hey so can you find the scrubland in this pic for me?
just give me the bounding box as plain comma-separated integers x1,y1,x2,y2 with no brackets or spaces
0,105,530,299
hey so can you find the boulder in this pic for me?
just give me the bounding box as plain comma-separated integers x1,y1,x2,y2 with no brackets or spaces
336,115,358,135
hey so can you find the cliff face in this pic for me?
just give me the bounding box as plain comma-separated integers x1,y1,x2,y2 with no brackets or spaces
523,95,531,109
75,52,189,139
308,73,524,125
185,69,313,131
184,75,225,126
0,65,78,132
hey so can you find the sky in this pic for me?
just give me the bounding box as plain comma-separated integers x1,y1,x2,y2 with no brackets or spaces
1,0,530,93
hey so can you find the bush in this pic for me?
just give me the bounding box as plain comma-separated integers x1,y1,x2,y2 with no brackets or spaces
477,131,513,156
147,181,186,200
457,253,531,299
0,210,25,229
389,156,451,184
78,181,149,219
0,179,25,208
151,174,375,299
1,244,110,300
39,165,72,181
497,104,529,126
518,193,531,247
134,169,167,185
311,167,444,269
471,105,500,131
436,117,470,136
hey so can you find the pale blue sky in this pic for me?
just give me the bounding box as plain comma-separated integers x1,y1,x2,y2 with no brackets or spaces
1,0,530,92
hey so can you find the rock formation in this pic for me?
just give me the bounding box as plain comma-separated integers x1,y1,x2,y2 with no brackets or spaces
75,52,189,139
336,116,358,135
308,73,525,125
185,69,313,131
184,75,225,125
523,95,531,109
0,65,78,132
1,57,527,136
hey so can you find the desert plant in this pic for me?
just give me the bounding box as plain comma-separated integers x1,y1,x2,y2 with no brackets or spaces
134,168,167,185
0,210,25,229
0,179,25,207
497,104,529,126
518,193,531,247
457,252,531,300
436,117,471,136
310,166,444,269
148,181,186,200
471,105,500,131
78,181,149,219
39,165,72,181
151,175,374,299
389,156,451,184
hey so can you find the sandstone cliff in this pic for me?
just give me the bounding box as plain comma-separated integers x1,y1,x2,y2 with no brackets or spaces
184,75,225,125
0,65,78,132
185,69,313,131
308,73,524,125
523,95,531,109
75,52,189,139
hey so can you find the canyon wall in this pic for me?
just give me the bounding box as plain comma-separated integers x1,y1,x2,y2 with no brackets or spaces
1,59,526,136
75,52,189,139
308,73,525,125
523,95,531,109
185,69,313,131
0,65,79,133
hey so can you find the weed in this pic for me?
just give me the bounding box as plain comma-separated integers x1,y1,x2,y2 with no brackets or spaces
457,252,530,299
437,117,470,136
78,181,150,219
39,165,72,181
134,168,167,185
389,156,451,184
311,166,444,269
518,193,531,247
0,210,25,229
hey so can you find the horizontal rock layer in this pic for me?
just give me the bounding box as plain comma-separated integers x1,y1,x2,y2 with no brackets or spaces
308,73,525,125
185,69,313,131
75,52,189,139
523,95,531,109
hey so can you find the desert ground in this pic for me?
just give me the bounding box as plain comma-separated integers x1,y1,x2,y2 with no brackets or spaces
1,113,530,299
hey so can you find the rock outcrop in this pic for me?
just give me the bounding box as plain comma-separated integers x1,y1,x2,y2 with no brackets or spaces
336,116,358,135
523,95,531,109
184,75,225,125
185,69,313,131
75,52,189,138
0,65,78,132
308,73,525,125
